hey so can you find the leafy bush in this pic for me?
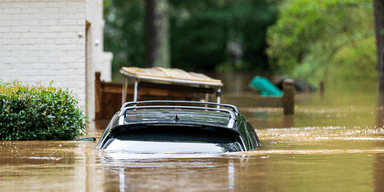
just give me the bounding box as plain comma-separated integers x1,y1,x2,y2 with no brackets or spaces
0,81,87,140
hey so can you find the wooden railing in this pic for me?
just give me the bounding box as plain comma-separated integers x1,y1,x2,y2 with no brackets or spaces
95,72,296,128
221,79,295,116
95,72,207,121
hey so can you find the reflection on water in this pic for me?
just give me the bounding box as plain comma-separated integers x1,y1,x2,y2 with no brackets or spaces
2,91,384,191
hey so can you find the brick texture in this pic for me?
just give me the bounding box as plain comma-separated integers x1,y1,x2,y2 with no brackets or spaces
0,0,86,106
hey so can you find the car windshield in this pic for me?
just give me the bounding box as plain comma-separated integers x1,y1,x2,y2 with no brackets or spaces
114,125,237,143
104,125,245,153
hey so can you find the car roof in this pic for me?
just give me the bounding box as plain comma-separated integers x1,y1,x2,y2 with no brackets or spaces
97,100,260,152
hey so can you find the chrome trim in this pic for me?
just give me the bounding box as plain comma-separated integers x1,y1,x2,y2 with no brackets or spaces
228,118,235,128
120,100,240,114
216,88,221,108
119,105,236,119
119,105,237,128
133,79,138,102
118,116,125,126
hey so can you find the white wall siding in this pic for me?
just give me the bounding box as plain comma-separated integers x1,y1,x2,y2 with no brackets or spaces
0,0,87,107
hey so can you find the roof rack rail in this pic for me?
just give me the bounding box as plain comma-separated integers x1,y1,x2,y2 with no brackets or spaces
118,105,236,128
121,100,240,114
119,105,235,119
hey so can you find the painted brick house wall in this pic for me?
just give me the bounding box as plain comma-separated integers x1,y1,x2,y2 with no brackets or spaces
0,0,86,103
0,0,112,127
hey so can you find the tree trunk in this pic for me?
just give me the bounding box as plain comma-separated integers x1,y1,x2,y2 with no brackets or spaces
145,0,170,68
374,0,384,106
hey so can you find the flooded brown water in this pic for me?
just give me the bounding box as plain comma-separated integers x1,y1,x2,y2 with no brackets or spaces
2,91,384,191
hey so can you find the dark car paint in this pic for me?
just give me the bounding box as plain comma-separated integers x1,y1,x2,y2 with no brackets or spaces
97,106,260,153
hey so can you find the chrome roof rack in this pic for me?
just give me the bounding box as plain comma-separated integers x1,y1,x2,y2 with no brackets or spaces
120,100,240,114
119,105,235,119
118,102,237,128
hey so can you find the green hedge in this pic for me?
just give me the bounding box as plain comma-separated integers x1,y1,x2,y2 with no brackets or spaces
0,81,87,140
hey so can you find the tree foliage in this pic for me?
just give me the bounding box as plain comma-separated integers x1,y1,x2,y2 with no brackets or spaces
104,0,146,74
267,0,375,87
104,0,277,75
169,0,277,71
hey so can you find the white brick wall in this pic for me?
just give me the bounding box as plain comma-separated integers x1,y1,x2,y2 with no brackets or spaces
0,0,86,107
0,0,112,129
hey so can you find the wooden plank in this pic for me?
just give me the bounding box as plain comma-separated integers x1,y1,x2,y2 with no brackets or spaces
138,82,216,94
283,79,295,115
102,83,124,94
96,81,204,121
122,76,127,105
139,87,188,98
320,81,324,96
95,72,102,120
101,82,213,97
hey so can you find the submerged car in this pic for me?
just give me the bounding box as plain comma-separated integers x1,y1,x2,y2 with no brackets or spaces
96,100,260,153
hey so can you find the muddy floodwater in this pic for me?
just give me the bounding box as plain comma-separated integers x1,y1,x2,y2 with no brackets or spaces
2,91,384,191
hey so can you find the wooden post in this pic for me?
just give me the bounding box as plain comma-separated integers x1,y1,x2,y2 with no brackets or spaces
122,76,128,106
320,81,324,96
95,72,102,120
283,116,294,128
377,105,384,127
283,79,294,116
374,0,384,106
306,85,311,94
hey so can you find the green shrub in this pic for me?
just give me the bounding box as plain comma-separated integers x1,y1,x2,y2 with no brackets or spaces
0,81,88,140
